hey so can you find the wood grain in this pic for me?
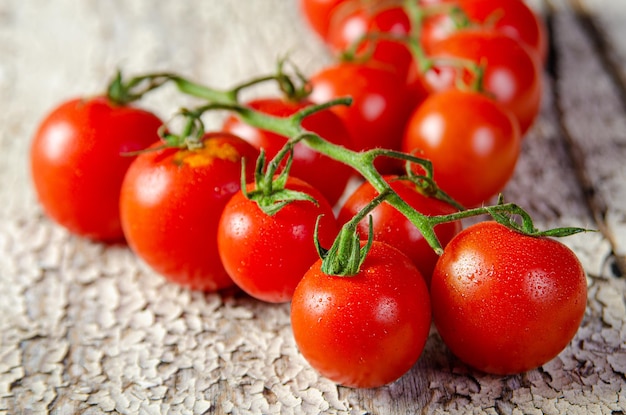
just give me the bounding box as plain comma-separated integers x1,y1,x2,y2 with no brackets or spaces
0,1,624,414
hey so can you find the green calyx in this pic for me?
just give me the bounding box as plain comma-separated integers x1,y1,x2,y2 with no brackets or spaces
315,189,390,277
316,217,375,277
242,142,318,217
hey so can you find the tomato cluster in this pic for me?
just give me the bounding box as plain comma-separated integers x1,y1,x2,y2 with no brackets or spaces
29,0,588,391
302,0,547,207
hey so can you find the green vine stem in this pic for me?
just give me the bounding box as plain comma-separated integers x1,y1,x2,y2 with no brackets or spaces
114,69,589,275
315,191,388,276
106,61,309,108
165,75,450,255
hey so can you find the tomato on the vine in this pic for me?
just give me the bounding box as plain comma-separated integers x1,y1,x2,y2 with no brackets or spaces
402,89,521,208
431,221,588,375
222,98,354,206
309,62,420,174
218,176,339,303
291,241,431,388
30,96,163,242
411,29,542,135
119,132,259,291
325,3,414,81
337,175,461,284
299,0,348,40
457,0,548,64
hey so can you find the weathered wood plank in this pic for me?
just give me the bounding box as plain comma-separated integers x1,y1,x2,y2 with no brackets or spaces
549,0,626,272
0,1,624,414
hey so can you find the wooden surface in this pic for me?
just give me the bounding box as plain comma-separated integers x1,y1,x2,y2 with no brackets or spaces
1,1,625,414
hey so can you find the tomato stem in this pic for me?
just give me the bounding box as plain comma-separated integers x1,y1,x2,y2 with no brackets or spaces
400,0,487,92
317,212,376,277
162,73,452,257
106,71,172,105
123,68,590,274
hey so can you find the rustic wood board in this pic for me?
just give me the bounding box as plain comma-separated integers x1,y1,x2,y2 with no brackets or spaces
0,1,624,414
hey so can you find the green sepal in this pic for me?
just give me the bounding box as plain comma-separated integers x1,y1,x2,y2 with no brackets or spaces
249,188,319,217
319,216,374,277
243,145,319,217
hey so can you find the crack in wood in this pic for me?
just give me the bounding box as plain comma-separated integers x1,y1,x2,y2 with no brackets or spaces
569,0,626,112
545,0,626,277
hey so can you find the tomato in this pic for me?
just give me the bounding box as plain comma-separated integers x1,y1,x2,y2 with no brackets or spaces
410,29,543,135
29,96,162,242
337,175,461,284
420,0,548,64
119,133,259,291
299,0,349,40
325,3,414,80
402,89,521,208
291,241,431,388
218,176,339,303
459,0,548,64
222,98,354,206
309,62,421,175
430,221,588,375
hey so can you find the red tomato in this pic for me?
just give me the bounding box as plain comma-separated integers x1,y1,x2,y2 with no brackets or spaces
421,0,548,64
30,96,162,242
119,133,259,291
460,0,548,64
218,177,339,303
337,175,461,284
309,62,421,175
431,221,588,375
325,3,414,80
222,98,354,206
299,0,349,40
291,241,431,388
402,89,521,208
411,29,543,135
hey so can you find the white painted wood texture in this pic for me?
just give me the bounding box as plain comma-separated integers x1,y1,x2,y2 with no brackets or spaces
0,0,624,414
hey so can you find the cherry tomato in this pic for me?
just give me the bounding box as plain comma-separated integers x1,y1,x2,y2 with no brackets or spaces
411,29,542,134
30,96,162,242
222,98,354,206
337,175,461,284
119,133,259,291
309,62,420,175
218,176,339,303
459,0,548,64
291,241,431,388
299,0,349,40
431,221,588,375
402,89,521,208
325,3,414,80
420,0,548,64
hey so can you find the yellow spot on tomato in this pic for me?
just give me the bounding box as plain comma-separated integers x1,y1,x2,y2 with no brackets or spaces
175,140,241,167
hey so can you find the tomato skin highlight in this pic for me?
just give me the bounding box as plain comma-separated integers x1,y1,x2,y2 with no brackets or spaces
222,98,354,206
291,241,432,388
218,177,339,303
431,221,588,375
30,96,162,242
337,176,461,285
119,133,259,291
402,89,521,208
